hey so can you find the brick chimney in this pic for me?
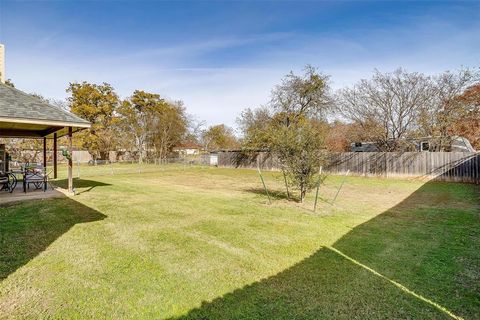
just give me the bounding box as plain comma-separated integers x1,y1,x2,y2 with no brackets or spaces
0,44,5,83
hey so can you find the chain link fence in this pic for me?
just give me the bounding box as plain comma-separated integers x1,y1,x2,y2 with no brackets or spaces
50,155,214,180
4,154,214,181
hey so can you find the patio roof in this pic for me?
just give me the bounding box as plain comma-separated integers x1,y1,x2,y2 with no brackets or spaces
0,83,90,138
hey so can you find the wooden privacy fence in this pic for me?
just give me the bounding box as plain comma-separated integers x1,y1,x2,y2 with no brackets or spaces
217,151,480,184
217,151,281,171
327,152,480,183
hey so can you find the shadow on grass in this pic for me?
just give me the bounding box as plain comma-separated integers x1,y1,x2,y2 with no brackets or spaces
53,178,111,195
0,197,106,281
245,187,301,202
245,187,333,206
176,181,480,319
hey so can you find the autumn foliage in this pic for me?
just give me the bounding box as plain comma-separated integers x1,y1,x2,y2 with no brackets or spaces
451,84,480,149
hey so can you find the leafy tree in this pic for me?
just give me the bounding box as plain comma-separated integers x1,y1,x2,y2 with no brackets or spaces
267,114,327,201
202,124,238,151
271,65,331,120
240,66,331,202
237,106,271,150
324,121,356,152
119,91,189,162
119,90,163,163
417,69,478,150
451,83,480,149
67,82,120,160
150,100,188,160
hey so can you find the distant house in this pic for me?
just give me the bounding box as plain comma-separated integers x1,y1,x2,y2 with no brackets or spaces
351,136,476,152
350,142,380,152
172,143,202,156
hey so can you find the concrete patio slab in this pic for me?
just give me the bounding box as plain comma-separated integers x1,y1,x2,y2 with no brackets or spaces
0,183,65,206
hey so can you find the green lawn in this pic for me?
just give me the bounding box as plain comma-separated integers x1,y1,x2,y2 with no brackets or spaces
1,164,479,319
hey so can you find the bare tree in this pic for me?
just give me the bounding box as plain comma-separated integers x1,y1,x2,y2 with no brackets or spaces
337,68,434,151
337,67,480,151
184,117,206,145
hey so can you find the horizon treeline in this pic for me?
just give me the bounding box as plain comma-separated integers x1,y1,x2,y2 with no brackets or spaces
1,65,479,163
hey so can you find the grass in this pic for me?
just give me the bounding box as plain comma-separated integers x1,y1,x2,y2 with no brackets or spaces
0,164,479,319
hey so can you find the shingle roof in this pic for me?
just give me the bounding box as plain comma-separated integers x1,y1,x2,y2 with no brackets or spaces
0,83,89,125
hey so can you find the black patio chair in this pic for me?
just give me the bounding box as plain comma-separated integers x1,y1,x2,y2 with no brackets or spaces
0,172,17,193
23,166,48,193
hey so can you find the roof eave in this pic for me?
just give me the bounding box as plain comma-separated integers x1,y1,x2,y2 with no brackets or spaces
0,116,91,128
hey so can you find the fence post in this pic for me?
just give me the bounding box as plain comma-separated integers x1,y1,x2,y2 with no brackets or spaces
282,169,290,200
332,170,349,205
257,162,271,205
313,166,323,213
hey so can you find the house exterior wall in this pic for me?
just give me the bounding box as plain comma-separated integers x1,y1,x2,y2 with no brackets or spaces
173,148,200,156
184,148,199,155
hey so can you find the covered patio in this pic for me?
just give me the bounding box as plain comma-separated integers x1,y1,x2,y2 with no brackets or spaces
0,83,91,200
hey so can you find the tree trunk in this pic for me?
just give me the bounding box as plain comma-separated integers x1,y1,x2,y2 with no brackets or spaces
99,151,109,161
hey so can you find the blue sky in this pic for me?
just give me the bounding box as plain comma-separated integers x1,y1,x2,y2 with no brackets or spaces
0,0,479,129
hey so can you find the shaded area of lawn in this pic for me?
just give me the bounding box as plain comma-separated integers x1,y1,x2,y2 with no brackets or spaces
0,197,106,281
53,178,111,195
177,181,480,320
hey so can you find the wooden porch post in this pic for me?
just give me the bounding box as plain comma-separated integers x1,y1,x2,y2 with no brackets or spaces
68,127,73,193
53,133,58,179
43,137,47,169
